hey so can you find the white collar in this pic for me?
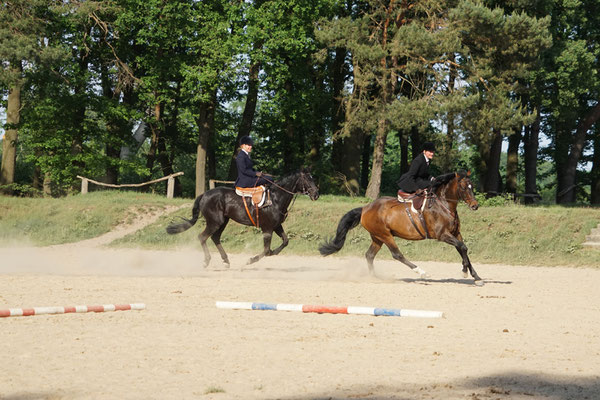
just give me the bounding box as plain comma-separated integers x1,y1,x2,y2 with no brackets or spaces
241,149,249,155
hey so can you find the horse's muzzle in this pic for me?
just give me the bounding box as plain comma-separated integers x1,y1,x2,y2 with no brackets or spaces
469,202,479,210
310,192,320,201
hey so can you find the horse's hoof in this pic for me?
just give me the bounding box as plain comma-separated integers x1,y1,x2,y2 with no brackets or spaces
462,271,468,278
474,280,484,286
420,272,430,279
223,262,230,269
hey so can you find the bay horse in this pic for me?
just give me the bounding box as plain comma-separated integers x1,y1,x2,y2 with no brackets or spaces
166,169,319,267
319,171,484,285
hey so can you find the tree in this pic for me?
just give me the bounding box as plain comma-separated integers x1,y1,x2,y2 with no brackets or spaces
450,1,551,195
0,0,51,190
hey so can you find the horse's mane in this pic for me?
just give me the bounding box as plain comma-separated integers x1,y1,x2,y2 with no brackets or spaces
431,170,468,192
274,168,310,185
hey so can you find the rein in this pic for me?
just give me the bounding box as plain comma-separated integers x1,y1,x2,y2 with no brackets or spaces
259,173,314,217
429,177,469,219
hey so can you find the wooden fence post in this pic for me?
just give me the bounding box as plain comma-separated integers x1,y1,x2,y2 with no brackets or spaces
81,178,88,195
167,176,175,199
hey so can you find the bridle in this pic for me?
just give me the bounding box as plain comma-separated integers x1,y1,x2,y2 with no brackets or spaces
263,172,315,197
430,175,475,218
260,172,317,217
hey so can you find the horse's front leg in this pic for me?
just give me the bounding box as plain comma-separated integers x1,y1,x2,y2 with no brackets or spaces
270,225,289,255
439,232,483,285
247,230,273,264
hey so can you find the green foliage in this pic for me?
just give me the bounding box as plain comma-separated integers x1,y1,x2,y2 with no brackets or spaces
1,0,599,207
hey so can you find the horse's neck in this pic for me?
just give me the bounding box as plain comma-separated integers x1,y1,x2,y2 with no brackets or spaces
438,181,459,212
270,177,296,209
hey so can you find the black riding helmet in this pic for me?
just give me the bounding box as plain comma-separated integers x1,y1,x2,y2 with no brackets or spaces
240,136,254,146
422,141,436,152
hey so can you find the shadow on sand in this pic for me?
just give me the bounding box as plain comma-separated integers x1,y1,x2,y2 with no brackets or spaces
271,371,599,399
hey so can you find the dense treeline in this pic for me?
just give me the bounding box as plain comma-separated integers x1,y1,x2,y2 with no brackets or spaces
1,0,599,204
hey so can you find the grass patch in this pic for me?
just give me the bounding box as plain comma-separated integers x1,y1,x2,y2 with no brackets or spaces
0,191,188,246
1,192,598,267
204,386,225,394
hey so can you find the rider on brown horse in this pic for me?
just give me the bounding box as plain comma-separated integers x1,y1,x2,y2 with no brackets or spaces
397,141,436,211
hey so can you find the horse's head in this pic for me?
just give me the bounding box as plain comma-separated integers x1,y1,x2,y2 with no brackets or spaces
295,168,319,200
455,171,478,210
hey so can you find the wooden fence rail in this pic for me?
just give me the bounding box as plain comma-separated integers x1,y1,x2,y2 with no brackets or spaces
209,179,234,189
76,172,184,199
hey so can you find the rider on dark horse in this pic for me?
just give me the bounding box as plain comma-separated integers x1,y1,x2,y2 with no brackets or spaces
235,135,273,206
396,141,436,211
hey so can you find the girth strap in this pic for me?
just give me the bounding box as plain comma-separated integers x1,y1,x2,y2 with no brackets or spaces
405,207,429,239
242,196,259,228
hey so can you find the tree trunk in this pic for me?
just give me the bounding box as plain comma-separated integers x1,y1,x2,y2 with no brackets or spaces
145,102,163,182
365,119,388,199
591,128,600,205
506,128,521,195
195,90,217,196
43,171,52,197
228,55,261,180
1,79,21,189
160,87,182,196
361,134,371,191
339,128,364,195
557,103,600,204
440,55,457,173
71,43,90,173
483,129,503,196
399,130,409,175
410,126,422,161
331,48,347,170
282,80,296,172
524,111,540,204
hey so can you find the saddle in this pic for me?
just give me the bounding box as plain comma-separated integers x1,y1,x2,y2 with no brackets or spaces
235,185,271,208
397,189,428,213
235,185,272,228
397,189,431,239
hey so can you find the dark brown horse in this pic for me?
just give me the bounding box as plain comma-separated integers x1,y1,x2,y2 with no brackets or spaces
319,171,483,285
167,169,319,267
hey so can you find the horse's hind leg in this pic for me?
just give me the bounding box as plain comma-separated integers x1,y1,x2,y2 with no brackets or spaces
382,236,429,278
198,228,214,268
440,232,483,285
210,217,230,267
365,237,383,276
247,230,273,265
271,225,289,255
198,217,224,268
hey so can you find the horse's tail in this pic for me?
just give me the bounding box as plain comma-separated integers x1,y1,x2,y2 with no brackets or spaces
166,194,203,234
319,207,363,256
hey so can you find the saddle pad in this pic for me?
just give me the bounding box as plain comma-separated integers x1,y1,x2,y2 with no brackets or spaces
397,194,427,213
235,185,266,196
235,186,266,207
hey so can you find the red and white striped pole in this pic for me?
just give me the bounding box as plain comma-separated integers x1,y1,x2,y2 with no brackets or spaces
0,303,145,318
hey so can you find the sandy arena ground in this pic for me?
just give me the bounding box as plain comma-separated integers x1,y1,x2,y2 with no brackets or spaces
1,212,599,400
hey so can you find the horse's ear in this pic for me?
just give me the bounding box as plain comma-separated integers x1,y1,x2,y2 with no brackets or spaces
467,170,471,177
